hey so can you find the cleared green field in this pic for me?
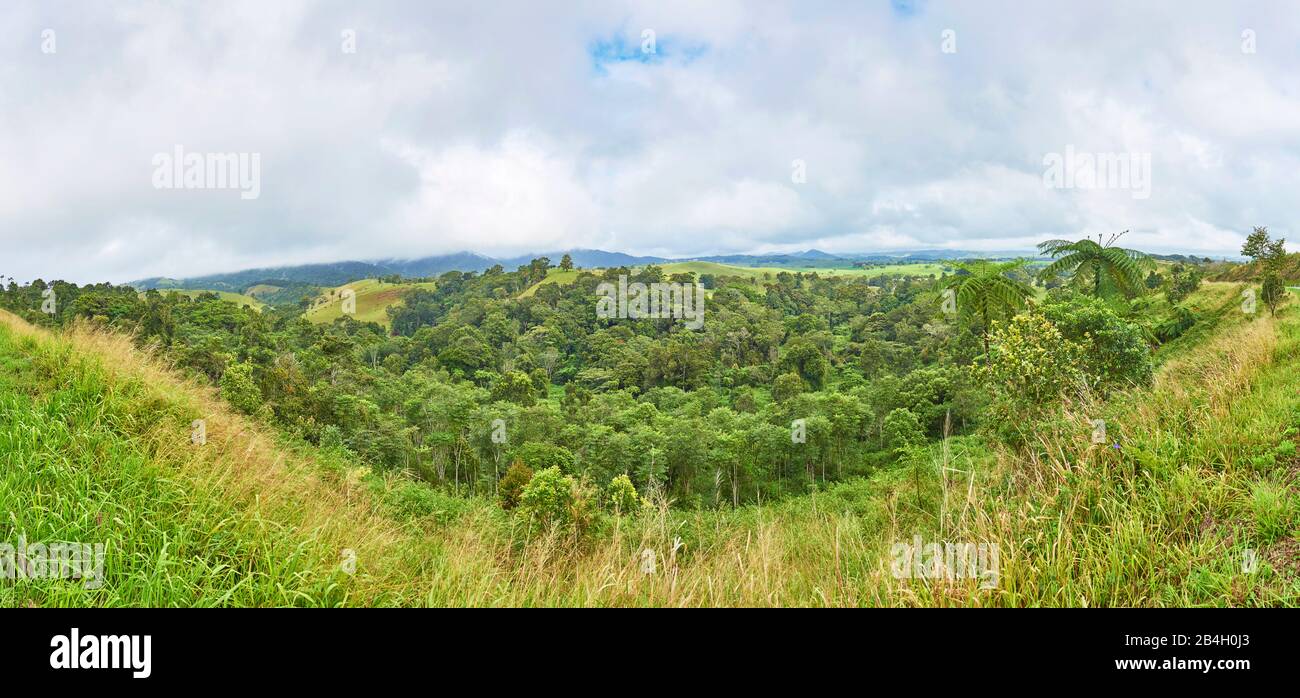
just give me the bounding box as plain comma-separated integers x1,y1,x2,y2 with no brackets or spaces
518,269,581,298
155,289,266,312
244,284,283,297
305,278,436,326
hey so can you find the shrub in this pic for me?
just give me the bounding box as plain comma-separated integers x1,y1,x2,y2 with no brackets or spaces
219,361,263,416
517,466,601,535
1163,264,1202,305
1155,306,1197,343
1262,274,1285,316
497,458,533,510
980,311,1087,433
519,466,573,524
491,370,536,406
607,473,640,513
387,482,474,525
983,311,1085,403
1041,293,1153,390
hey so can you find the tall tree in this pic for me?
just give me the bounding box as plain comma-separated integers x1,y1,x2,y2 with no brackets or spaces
1243,226,1288,316
1037,231,1152,299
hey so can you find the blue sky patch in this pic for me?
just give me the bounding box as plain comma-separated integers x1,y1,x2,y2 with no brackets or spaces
588,32,707,74
891,0,925,17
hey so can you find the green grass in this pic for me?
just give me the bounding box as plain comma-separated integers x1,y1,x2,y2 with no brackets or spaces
0,324,354,606
304,278,436,326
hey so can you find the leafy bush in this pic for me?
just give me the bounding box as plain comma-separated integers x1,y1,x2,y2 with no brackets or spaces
519,466,573,524
607,473,640,513
1040,293,1153,391
497,458,533,510
518,466,598,534
981,311,1086,431
1155,306,1197,343
773,371,806,402
387,482,474,524
491,369,536,406
219,361,263,416
1163,264,1202,305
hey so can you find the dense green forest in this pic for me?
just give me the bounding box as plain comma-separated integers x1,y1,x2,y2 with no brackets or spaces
3,232,1297,607
1,234,1224,514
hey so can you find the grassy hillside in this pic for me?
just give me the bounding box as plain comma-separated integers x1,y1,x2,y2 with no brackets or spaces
1215,253,1300,283
304,278,436,326
0,312,410,606
244,284,283,298
518,269,581,298
2,286,1295,606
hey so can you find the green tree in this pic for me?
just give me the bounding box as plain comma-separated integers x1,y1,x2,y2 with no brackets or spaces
1041,293,1153,390
1241,226,1271,259
980,311,1087,433
1163,264,1202,305
518,466,595,533
1243,227,1288,317
778,338,829,389
773,371,806,402
939,259,1035,361
882,408,925,455
491,370,536,406
1037,231,1152,299
520,466,572,524
513,441,576,473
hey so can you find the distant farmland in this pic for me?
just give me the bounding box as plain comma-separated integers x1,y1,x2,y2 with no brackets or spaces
516,260,950,297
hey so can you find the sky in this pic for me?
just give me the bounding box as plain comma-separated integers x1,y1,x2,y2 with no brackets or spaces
2,0,1299,283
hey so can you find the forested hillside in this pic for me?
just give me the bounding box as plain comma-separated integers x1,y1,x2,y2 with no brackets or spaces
2,236,1297,606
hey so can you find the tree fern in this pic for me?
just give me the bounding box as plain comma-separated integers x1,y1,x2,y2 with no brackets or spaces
1037,231,1152,299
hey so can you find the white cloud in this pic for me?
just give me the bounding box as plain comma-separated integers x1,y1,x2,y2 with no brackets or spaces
1,0,1298,283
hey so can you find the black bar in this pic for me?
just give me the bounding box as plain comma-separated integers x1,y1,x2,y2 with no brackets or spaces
0,609,1287,686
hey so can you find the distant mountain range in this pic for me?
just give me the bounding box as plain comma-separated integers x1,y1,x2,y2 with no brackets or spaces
128,247,1040,294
